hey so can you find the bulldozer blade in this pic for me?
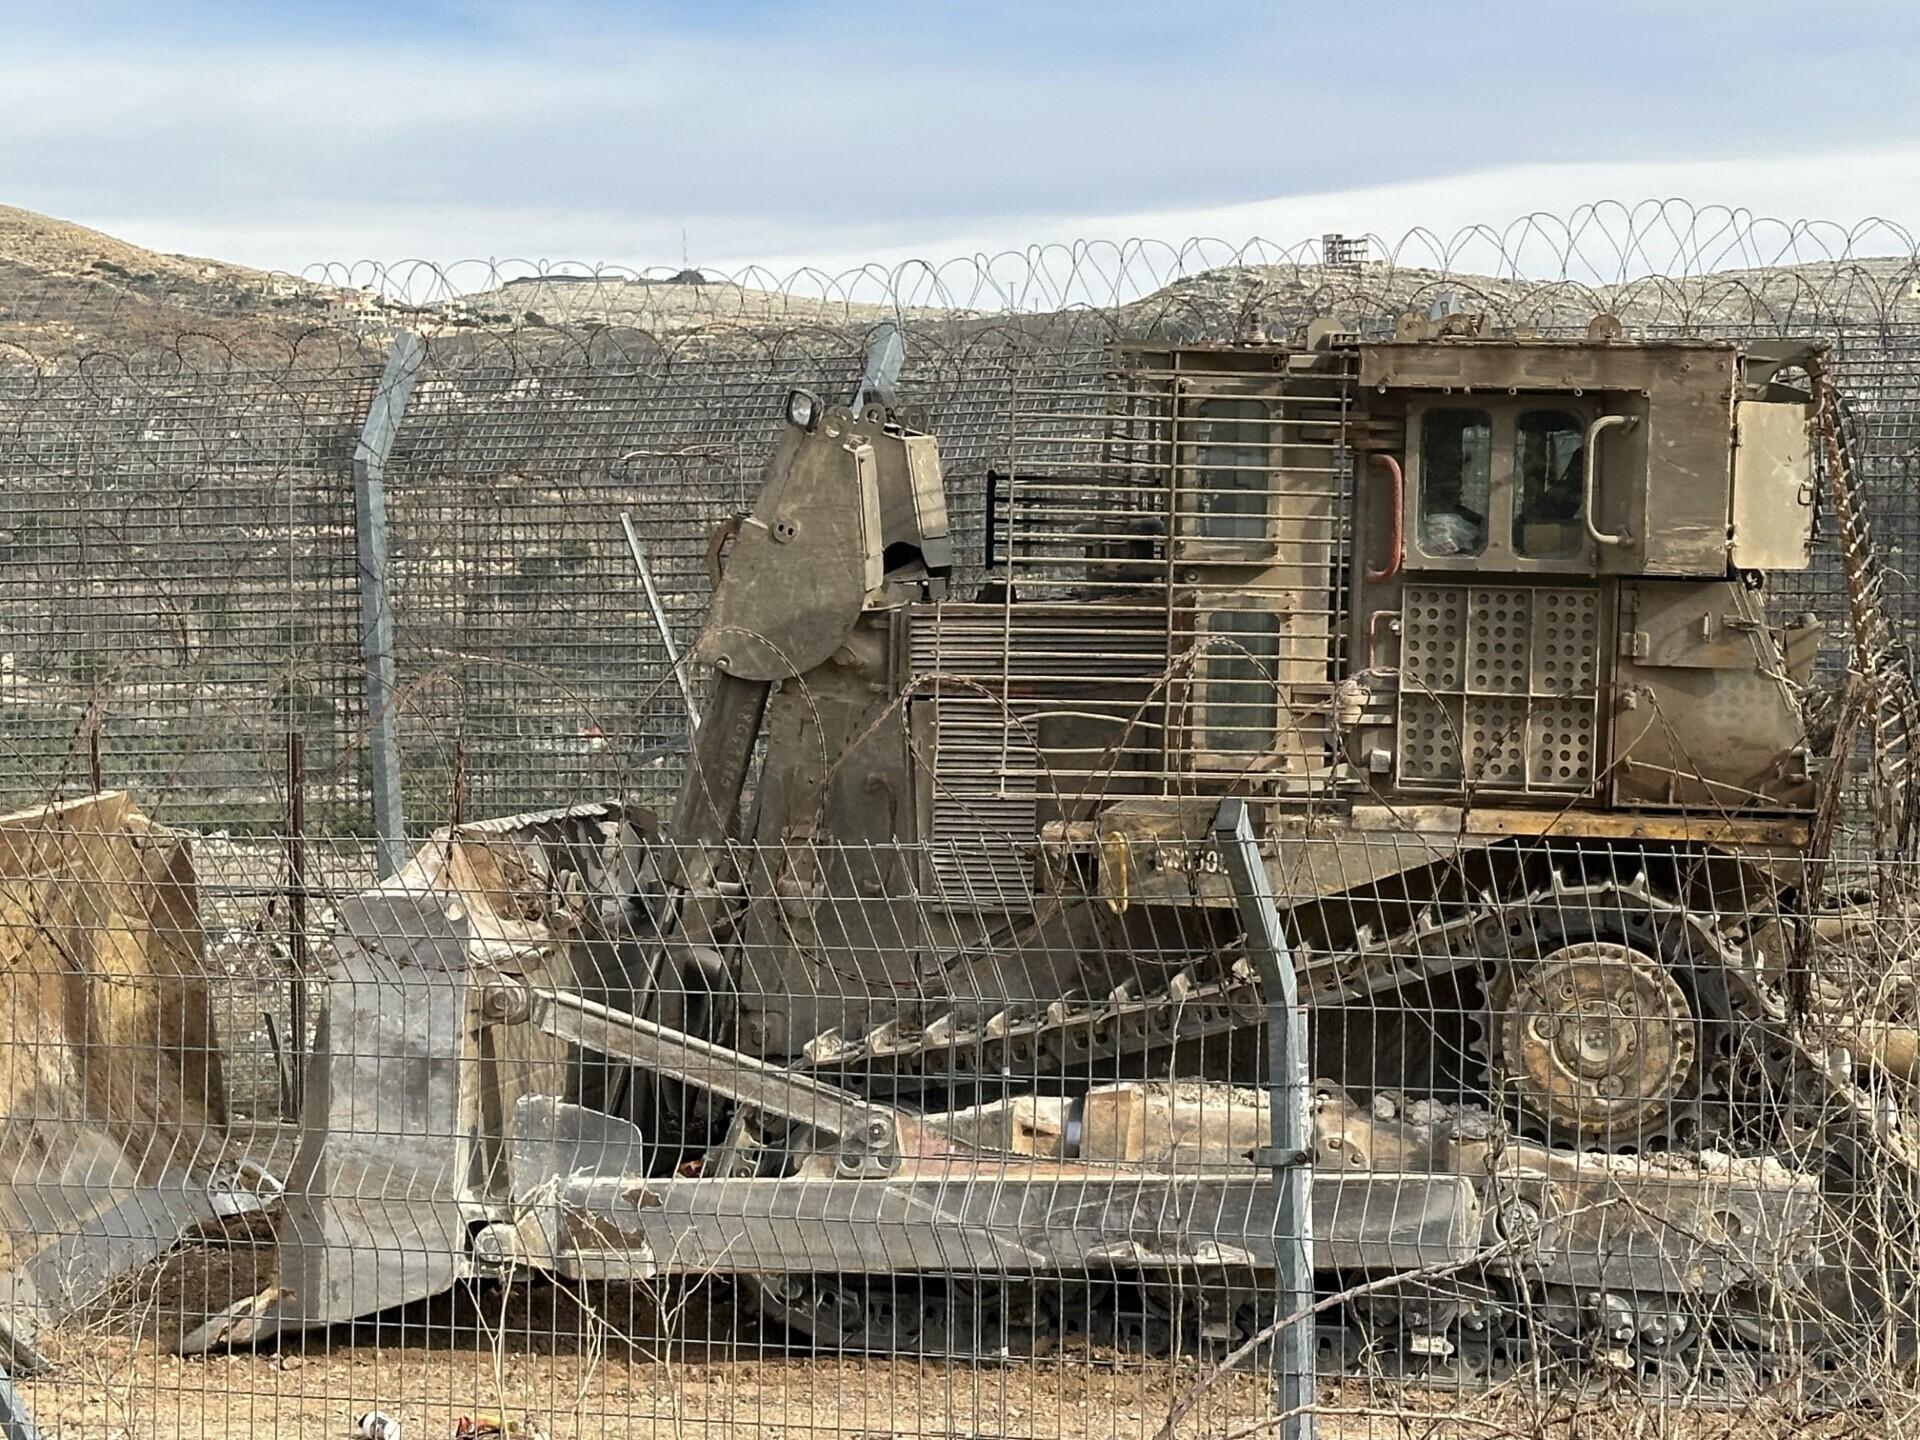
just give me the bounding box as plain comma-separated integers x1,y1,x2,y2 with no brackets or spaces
179,892,481,1354
0,793,257,1369
0,1158,280,1370
176,800,608,1357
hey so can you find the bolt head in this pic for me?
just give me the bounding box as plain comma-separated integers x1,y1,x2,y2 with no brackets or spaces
481,984,530,1023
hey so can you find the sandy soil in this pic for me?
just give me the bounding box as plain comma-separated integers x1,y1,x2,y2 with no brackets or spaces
17,1232,1869,1440
23,1250,1278,1440
22,1333,1865,1440
18,1344,1277,1440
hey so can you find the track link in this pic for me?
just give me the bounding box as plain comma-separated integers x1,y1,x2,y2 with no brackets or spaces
757,871,1872,1394
794,870,1773,1117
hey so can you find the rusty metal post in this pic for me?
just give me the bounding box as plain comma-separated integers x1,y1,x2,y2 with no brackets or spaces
87,723,102,795
1213,797,1314,1440
451,739,466,830
286,731,308,1122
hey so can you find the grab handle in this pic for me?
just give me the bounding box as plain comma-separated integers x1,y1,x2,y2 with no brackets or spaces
1366,453,1403,581
1583,415,1637,548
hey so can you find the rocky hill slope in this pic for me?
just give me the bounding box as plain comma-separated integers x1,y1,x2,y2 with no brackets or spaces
6,203,1920,365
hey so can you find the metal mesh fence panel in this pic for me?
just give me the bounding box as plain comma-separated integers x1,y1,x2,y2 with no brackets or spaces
0,348,380,827
2,811,1918,1438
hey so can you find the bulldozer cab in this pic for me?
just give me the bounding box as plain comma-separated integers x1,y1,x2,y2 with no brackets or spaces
1346,333,1820,813
974,330,1825,827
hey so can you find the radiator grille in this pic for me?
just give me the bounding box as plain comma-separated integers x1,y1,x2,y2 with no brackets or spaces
910,603,1167,905
1399,583,1600,794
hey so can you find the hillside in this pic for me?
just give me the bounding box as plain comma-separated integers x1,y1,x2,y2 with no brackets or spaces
6,203,1920,365
0,206,957,362
0,205,377,361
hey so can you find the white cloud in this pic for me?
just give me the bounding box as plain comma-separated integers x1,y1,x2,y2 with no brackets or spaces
16,7,1916,297
730,146,1920,291
80,143,1920,309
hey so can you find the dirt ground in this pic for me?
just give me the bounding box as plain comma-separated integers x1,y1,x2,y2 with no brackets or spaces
21,1258,1278,1440
15,1238,1878,1440
18,1344,1275,1440
20,1336,1875,1440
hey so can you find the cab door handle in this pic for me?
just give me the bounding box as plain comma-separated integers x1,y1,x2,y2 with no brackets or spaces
1366,453,1403,581
1583,415,1639,548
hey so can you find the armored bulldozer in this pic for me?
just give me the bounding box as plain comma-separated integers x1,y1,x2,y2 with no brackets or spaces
172,322,1920,1393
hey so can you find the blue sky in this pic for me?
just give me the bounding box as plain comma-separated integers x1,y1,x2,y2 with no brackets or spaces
5,1,1920,275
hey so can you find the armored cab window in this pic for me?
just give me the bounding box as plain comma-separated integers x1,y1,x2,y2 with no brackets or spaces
1417,408,1491,557
1512,409,1585,559
1191,397,1271,541
1202,610,1280,753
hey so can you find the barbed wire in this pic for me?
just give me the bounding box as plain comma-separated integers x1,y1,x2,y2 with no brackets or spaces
288,200,1920,308
8,201,1920,371
3,198,1920,835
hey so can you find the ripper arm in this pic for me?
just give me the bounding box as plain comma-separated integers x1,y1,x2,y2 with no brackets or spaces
663,390,951,878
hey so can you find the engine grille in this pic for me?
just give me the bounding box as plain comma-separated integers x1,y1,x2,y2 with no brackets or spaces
1397,583,1600,794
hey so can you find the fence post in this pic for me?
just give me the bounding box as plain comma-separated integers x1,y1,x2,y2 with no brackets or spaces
285,730,308,1122
0,1367,42,1440
353,333,423,877
1212,797,1315,1440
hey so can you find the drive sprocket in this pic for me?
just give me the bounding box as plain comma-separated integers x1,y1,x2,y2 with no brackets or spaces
1467,874,1740,1152
1489,940,1697,1147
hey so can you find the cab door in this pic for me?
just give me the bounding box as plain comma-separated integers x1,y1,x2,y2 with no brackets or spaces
1172,373,1340,791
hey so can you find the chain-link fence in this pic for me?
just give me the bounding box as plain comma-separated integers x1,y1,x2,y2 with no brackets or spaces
4,202,1920,1439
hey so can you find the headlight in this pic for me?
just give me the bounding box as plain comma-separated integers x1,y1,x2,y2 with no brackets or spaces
784,388,820,432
